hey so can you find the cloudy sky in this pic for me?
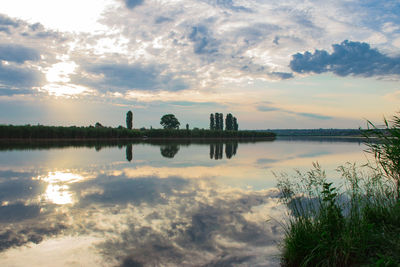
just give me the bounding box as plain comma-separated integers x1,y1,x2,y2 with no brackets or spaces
0,0,399,129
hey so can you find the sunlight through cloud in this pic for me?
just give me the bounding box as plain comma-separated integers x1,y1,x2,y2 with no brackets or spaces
46,61,77,83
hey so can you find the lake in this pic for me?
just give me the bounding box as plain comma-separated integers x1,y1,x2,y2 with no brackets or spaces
0,138,368,266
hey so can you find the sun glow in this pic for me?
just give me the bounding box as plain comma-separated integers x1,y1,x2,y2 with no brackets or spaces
46,61,77,83
42,61,95,96
45,184,73,205
41,83,93,97
36,171,86,205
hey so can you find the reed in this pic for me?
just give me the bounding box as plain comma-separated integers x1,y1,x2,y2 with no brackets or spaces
277,113,400,266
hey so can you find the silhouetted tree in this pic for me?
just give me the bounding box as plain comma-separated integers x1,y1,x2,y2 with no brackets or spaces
225,113,233,131
233,117,238,131
210,114,215,130
186,123,189,130
126,110,133,129
215,113,220,130
219,113,224,130
160,114,180,129
95,122,103,128
160,144,180,158
126,144,133,162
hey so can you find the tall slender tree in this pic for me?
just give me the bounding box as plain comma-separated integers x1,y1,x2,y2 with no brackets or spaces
225,113,233,130
210,114,215,130
233,117,238,131
219,113,223,130
126,110,133,129
215,113,220,130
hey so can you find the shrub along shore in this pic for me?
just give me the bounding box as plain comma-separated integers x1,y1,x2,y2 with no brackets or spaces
0,125,275,140
277,113,400,266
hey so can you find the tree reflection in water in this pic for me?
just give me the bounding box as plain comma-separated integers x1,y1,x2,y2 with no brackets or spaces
126,144,133,162
210,142,238,160
123,142,239,161
160,144,180,158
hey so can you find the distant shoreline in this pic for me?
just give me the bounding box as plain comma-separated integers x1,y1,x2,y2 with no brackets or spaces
0,136,276,142
0,124,275,140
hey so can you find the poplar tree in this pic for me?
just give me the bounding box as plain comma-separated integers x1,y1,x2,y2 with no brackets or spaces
215,113,220,130
219,113,223,130
126,110,133,129
233,117,238,131
210,114,215,130
225,113,233,130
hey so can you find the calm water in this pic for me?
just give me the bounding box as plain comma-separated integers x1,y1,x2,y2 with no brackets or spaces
0,138,367,266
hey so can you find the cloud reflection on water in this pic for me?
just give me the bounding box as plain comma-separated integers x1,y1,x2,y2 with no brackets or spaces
0,168,283,266
0,140,367,266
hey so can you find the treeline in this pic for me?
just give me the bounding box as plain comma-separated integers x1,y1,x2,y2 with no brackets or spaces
210,113,238,131
0,125,275,139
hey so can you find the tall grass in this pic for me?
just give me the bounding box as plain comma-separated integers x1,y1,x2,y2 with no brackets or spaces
277,113,400,267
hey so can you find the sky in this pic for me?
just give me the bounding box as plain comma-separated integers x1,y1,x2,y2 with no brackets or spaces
0,0,399,129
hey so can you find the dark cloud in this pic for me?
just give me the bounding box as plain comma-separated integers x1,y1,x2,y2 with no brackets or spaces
0,44,40,63
168,101,221,107
0,203,41,223
296,112,332,120
74,174,188,206
257,158,279,165
257,104,332,120
88,63,159,89
290,40,400,77
271,72,293,79
125,0,144,9
0,171,44,202
257,105,280,112
189,26,219,55
273,36,280,45
0,26,10,34
154,16,173,24
0,62,43,88
0,220,68,252
78,63,188,92
0,14,65,43
0,14,20,27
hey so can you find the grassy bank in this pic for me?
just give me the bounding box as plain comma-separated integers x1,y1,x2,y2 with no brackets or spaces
277,114,400,266
0,125,275,139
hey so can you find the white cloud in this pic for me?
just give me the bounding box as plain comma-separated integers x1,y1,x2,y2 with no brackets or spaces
0,0,115,33
1,0,399,127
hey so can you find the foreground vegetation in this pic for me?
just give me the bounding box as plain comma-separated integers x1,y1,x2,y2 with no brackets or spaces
277,114,400,266
0,125,275,139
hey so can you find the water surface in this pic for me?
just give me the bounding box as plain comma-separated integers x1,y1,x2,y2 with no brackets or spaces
0,138,367,266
